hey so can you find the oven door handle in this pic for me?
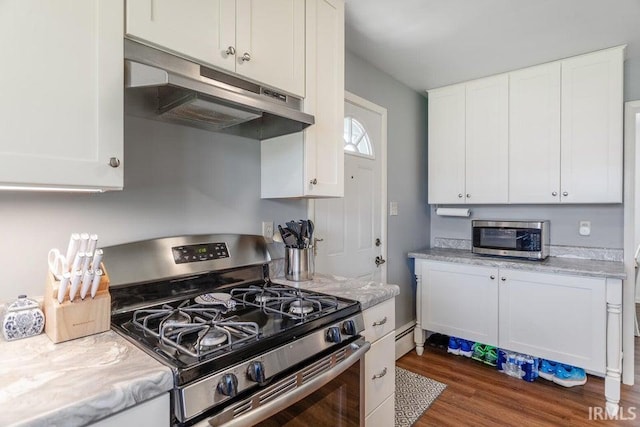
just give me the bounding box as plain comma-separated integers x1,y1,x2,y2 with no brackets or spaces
215,339,371,427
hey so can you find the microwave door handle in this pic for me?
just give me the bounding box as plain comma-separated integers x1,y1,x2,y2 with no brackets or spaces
215,340,371,427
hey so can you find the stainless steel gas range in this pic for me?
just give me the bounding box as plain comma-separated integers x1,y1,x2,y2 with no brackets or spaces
104,234,369,426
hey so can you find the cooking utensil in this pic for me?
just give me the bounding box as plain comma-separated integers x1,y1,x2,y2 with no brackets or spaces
65,233,80,267
47,249,68,280
69,270,83,302
87,234,98,256
82,253,93,275
91,269,103,298
92,249,103,271
278,225,298,248
57,272,71,303
79,233,90,253
80,269,94,299
71,251,85,273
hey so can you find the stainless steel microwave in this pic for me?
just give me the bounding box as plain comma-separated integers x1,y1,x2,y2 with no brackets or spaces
472,220,550,260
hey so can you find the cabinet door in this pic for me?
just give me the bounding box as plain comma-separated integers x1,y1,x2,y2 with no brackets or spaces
0,0,123,190
465,75,509,203
236,0,305,97
260,0,344,198
560,47,624,203
427,84,466,204
498,269,606,373
509,63,561,203
126,0,236,73
420,262,499,346
364,332,395,416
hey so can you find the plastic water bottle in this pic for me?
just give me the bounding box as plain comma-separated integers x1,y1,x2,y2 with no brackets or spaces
505,352,520,378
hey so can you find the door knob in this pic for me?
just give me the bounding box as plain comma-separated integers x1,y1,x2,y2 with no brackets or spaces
375,256,386,267
375,238,381,247
109,157,121,168
224,46,236,56
241,52,251,62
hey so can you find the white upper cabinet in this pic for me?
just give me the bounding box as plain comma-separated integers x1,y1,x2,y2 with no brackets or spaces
261,0,345,198
428,46,624,205
126,0,305,97
465,75,509,203
427,84,466,204
0,0,123,191
560,47,624,203
126,0,236,73
509,62,561,203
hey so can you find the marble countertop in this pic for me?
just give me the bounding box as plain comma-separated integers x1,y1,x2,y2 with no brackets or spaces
272,274,400,310
0,331,174,427
408,247,626,279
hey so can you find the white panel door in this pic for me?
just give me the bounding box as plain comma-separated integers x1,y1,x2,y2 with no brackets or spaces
465,74,509,203
509,62,561,203
314,94,386,281
236,0,305,96
420,261,499,346
0,0,123,190
126,0,236,72
498,269,606,373
427,84,466,204
560,47,624,203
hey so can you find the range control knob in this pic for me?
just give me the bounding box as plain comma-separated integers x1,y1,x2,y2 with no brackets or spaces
247,361,266,384
326,326,342,343
217,373,239,397
342,319,357,335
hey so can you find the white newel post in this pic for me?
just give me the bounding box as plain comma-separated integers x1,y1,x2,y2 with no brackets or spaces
605,278,622,416
414,269,425,355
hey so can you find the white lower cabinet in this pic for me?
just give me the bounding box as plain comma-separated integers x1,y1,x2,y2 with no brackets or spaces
414,258,622,415
363,298,395,427
90,393,169,427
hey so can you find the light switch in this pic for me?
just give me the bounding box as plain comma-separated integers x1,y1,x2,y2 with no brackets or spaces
389,202,398,216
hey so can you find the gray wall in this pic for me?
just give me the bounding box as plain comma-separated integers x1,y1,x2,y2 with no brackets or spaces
345,50,430,329
625,57,640,101
0,116,306,301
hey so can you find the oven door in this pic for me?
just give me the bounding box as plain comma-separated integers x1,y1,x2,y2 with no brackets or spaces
200,338,370,427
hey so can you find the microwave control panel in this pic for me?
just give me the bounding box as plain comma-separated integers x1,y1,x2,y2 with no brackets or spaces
172,243,230,264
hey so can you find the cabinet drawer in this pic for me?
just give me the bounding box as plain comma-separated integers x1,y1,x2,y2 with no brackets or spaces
365,392,395,427
363,298,395,343
365,332,395,415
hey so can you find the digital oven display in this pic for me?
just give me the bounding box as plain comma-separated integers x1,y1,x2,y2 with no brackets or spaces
171,243,230,264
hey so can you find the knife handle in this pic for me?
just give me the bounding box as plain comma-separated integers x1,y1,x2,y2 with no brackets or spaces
79,233,90,253
82,253,93,275
91,269,103,299
92,249,103,271
57,272,72,304
71,251,85,273
80,270,94,300
87,234,98,257
65,233,80,268
69,270,83,302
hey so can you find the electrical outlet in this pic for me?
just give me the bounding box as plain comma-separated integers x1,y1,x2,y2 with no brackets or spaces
579,220,591,236
389,201,398,216
262,221,274,242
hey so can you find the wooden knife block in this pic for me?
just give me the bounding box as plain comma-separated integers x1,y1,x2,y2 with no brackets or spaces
43,266,111,344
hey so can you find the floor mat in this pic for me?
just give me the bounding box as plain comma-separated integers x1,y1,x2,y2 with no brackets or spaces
395,367,447,426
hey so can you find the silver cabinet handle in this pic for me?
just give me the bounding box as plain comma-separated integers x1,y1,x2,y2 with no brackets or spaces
552,191,558,196
372,316,387,327
109,157,121,168
372,367,387,380
224,46,236,56
310,178,318,185
490,275,495,280
458,193,463,198
562,191,568,196
501,277,506,282
241,52,251,62
466,193,470,198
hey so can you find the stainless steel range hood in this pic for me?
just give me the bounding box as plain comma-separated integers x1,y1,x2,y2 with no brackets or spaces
124,39,314,140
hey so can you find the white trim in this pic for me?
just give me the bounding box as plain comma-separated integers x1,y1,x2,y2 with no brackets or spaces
622,100,640,385
395,320,416,360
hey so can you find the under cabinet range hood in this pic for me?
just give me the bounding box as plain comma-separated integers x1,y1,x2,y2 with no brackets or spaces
124,40,314,140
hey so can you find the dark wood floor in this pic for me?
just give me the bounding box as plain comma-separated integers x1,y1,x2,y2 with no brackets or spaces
397,328,640,425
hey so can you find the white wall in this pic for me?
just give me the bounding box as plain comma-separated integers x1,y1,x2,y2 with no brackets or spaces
0,116,306,301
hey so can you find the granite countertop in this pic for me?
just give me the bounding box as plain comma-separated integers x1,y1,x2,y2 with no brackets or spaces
408,247,626,279
0,330,173,427
272,274,400,310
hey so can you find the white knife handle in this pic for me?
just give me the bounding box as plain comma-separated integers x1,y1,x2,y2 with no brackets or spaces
82,253,93,275
80,270,94,300
65,233,80,268
87,234,98,257
92,249,103,271
72,251,85,273
57,272,72,304
69,270,83,302
79,233,90,253
91,269,103,298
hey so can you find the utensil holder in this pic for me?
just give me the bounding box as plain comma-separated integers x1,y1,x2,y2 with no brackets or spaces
43,265,111,343
285,248,313,282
